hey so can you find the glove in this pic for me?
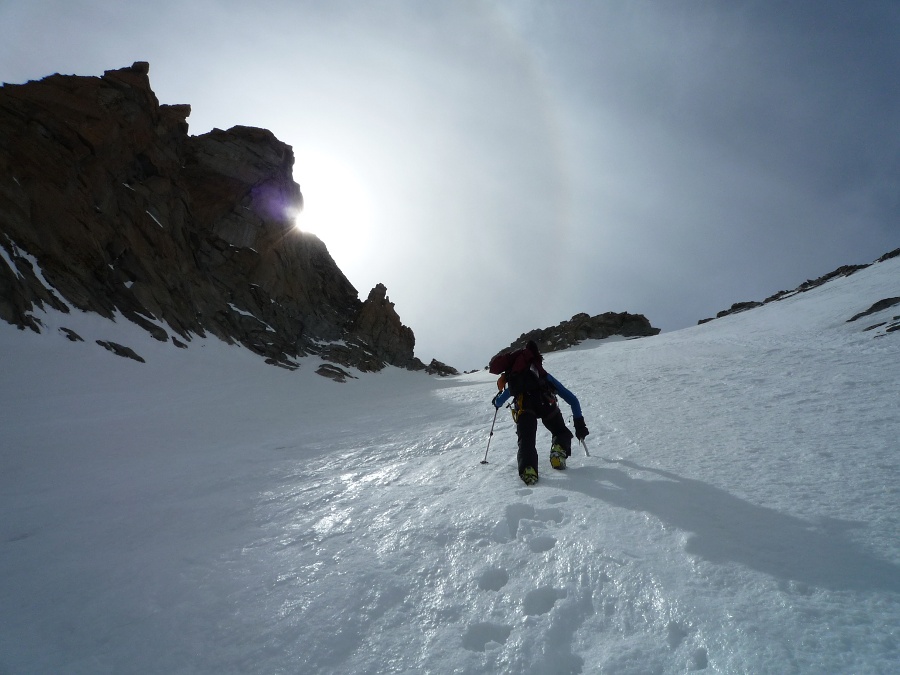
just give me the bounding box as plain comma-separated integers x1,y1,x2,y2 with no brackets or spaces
574,416,589,441
491,393,502,409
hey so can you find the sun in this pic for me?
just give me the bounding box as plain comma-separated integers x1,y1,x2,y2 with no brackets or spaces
292,150,373,268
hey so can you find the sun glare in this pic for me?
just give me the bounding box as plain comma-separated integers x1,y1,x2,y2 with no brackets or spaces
293,151,373,268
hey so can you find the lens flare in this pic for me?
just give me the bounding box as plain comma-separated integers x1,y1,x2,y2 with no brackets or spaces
293,150,373,267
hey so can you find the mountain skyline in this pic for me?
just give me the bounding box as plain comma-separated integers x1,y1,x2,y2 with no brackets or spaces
3,1,898,369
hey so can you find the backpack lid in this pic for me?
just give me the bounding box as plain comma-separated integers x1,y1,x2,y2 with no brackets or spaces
489,340,545,376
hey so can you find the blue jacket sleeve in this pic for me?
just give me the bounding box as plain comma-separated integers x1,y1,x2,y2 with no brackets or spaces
493,388,511,408
546,373,582,418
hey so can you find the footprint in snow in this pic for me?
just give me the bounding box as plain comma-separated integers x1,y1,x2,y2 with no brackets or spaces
666,621,688,649
461,622,513,652
527,535,557,553
504,503,565,539
477,567,509,591
522,586,566,616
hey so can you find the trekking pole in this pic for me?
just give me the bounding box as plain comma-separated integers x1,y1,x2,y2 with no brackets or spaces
580,438,591,457
481,406,500,464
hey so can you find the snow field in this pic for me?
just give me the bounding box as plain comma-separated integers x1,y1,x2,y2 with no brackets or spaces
1,255,898,673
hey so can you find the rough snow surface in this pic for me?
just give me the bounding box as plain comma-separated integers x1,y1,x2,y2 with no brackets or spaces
1,257,899,674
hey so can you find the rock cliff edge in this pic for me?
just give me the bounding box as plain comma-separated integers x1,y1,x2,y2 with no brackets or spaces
0,62,448,376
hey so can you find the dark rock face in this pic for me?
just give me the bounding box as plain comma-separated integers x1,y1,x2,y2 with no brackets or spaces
352,283,419,369
700,301,763,323
424,359,459,377
0,63,443,376
847,297,900,323
491,311,660,364
95,340,146,363
847,297,900,338
59,327,84,342
315,363,357,383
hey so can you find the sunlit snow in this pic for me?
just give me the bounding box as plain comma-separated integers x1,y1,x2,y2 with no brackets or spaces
1,257,898,674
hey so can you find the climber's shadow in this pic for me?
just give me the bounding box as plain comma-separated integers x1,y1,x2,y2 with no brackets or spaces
561,458,900,593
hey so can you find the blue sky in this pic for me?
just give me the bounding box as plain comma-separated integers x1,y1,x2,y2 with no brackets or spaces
2,1,898,369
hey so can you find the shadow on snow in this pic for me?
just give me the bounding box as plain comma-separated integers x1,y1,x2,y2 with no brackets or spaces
560,459,900,593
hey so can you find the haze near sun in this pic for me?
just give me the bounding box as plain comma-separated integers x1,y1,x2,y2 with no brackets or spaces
293,149,373,270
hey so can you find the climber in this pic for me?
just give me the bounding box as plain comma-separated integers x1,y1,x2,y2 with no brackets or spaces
489,340,589,485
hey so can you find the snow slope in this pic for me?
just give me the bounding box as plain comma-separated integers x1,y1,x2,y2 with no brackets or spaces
1,256,898,674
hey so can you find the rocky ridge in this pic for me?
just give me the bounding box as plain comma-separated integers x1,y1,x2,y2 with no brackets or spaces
491,311,660,364
699,247,900,336
0,62,456,378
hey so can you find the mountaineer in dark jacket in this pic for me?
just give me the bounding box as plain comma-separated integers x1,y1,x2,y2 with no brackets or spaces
490,340,589,485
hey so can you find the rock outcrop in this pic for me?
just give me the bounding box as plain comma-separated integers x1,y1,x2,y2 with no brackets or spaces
0,62,448,376
491,311,660,364
846,296,900,337
424,359,458,377
352,283,418,368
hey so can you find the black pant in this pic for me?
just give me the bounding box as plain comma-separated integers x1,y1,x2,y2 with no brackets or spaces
516,405,573,476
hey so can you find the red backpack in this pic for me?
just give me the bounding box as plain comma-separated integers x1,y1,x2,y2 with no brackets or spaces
488,350,517,375
489,345,548,395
